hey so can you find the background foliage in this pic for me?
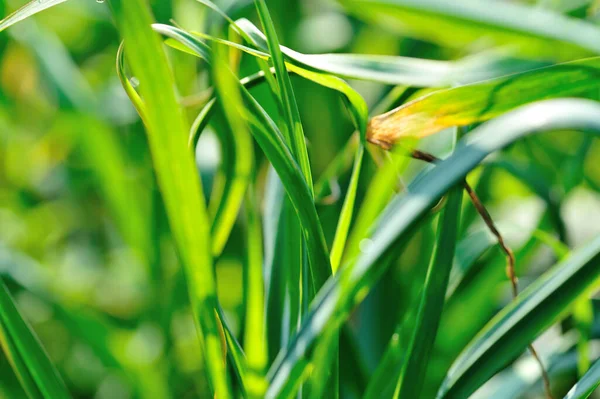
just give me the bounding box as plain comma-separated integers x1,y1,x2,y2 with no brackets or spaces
2,0,600,398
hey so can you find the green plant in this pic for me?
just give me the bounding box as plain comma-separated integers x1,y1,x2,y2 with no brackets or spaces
2,0,600,398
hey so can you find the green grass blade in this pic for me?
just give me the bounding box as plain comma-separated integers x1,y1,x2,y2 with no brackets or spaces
189,97,216,149
266,98,600,397
253,0,313,194
367,57,600,147
106,0,230,397
153,21,333,291
0,279,69,398
235,18,548,87
116,42,148,125
339,0,600,58
0,0,68,32
243,185,268,398
564,358,600,399
197,3,546,88
262,168,292,363
437,234,600,398
330,144,364,273
394,184,462,399
0,318,43,399
193,0,280,96
207,100,253,258
364,225,496,398
241,93,331,290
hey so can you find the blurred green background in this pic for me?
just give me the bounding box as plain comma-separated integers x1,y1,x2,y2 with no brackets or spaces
2,0,600,398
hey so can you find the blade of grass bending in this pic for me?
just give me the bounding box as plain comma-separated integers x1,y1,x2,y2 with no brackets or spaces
193,0,280,99
197,0,369,149
564,358,600,399
211,27,302,393
196,1,549,87
367,57,600,147
339,0,600,58
438,233,600,398
106,0,231,397
0,0,69,32
208,26,253,393
394,185,462,398
265,99,600,398
189,97,216,148
241,93,331,290
209,34,256,396
426,215,553,397
253,0,313,193
0,279,69,398
156,23,369,143
234,18,548,87
208,91,253,258
116,42,148,125
155,22,333,291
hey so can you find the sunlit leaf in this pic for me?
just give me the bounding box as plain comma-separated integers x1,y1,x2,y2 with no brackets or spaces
367,58,600,148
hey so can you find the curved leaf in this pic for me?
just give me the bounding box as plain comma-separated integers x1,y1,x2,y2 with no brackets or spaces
107,0,231,397
265,98,600,398
339,0,600,58
155,20,332,291
235,18,548,87
438,234,600,398
253,0,313,194
367,57,600,147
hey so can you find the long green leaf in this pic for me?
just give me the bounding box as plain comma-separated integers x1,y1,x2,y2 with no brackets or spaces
106,0,230,397
156,22,339,291
339,0,600,58
0,316,43,399
266,98,600,398
241,92,331,290
235,18,548,87
208,39,254,257
394,185,463,399
253,0,313,194
438,234,600,398
156,23,369,142
330,144,364,273
367,57,600,147
564,358,600,399
243,185,268,398
0,279,69,399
